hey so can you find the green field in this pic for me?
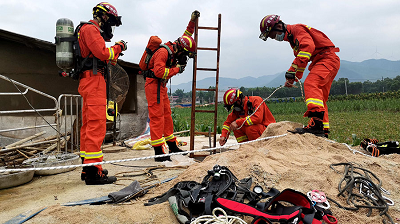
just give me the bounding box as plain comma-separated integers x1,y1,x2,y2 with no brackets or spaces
172,97,400,145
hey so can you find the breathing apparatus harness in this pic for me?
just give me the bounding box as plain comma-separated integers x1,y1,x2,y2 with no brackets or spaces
145,164,337,224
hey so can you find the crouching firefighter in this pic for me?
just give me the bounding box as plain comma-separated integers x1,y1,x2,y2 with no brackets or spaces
219,89,276,146
142,11,199,162
78,2,127,185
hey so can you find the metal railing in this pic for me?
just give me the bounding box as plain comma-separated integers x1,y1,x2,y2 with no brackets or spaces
0,74,82,153
0,74,58,133
56,94,82,153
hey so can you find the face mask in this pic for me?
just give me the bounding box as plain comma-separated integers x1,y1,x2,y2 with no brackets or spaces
101,22,115,42
233,102,243,112
274,32,285,41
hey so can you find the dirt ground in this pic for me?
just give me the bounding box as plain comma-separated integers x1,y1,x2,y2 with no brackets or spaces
1,121,399,224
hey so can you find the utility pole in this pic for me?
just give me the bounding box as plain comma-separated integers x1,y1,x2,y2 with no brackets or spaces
344,79,348,96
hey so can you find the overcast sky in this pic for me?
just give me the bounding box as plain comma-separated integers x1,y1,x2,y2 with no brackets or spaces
1,0,400,85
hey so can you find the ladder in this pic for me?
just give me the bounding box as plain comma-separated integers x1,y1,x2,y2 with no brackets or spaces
189,14,221,157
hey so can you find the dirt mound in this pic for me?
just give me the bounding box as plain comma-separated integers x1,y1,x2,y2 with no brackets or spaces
2,121,399,223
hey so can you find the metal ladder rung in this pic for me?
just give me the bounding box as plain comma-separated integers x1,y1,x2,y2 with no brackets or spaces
194,131,212,136
198,26,218,30
196,68,217,71
196,88,216,92
197,47,218,51
194,109,215,113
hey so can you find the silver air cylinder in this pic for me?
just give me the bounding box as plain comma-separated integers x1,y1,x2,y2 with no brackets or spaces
55,18,74,71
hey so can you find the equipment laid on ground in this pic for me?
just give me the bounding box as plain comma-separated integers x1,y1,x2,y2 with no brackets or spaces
360,138,400,157
329,162,395,224
145,164,336,224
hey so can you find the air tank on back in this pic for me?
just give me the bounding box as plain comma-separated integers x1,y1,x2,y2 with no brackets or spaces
55,18,74,72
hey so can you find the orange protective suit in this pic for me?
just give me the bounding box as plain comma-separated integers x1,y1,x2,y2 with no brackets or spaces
145,20,195,147
221,96,276,143
284,24,340,131
78,20,122,170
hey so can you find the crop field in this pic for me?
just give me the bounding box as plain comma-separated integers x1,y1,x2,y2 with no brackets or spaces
172,97,400,145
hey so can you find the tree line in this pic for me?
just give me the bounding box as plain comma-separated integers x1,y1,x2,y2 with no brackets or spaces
171,75,400,103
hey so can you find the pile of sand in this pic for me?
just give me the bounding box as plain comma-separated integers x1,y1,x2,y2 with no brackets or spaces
5,121,400,223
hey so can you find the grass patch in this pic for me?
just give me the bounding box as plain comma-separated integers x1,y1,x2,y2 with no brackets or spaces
172,98,400,145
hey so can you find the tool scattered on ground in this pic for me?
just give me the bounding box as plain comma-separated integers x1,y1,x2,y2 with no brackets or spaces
62,176,177,206
329,162,395,224
360,138,400,157
145,164,337,224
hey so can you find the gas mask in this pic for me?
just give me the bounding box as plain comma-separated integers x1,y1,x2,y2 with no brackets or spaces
274,32,285,41
177,52,189,66
101,15,121,42
232,102,243,112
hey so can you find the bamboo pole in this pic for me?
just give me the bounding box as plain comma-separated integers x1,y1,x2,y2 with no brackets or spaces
5,131,46,149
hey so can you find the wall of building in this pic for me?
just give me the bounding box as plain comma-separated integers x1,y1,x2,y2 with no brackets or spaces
0,30,147,146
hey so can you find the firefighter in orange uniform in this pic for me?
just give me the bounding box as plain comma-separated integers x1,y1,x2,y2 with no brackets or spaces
219,89,276,146
79,2,127,185
145,11,199,162
259,15,340,138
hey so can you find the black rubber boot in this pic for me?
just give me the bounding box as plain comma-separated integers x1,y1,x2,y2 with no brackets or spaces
288,112,325,137
84,166,117,185
324,129,330,138
154,146,171,162
81,158,108,181
166,141,186,153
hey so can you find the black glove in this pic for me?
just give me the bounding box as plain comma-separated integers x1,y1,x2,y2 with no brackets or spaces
115,40,127,51
177,64,186,73
191,10,200,21
285,71,296,80
177,54,188,66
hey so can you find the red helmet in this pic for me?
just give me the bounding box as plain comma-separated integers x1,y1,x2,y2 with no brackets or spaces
259,15,280,41
178,35,196,54
93,2,121,26
223,88,242,111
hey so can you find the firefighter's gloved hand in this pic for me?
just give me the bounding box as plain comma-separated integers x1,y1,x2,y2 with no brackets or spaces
284,78,295,88
115,40,127,51
230,121,239,131
285,71,296,80
219,136,227,146
191,10,200,21
177,64,186,73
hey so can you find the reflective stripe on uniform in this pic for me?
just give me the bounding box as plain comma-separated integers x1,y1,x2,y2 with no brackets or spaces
84,151,103,159
184,30,192,36
297,51,311,59
80,151,86,158
323,122,329,129
164,134,175,141
108,48,115,60
306,98,324,107
162,68,170,79
245,116,253,125
151,137,165,146
236,135,248,143
223,125,230,131
297,67,305,72
306,25,312,30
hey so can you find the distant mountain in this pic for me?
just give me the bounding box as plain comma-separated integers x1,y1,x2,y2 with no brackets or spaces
170,59,400,93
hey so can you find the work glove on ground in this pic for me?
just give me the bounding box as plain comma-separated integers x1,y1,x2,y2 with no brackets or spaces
177,64,186,73
115,40,128,51
191,10,200,21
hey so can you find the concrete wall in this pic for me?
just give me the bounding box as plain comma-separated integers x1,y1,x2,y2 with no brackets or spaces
0,30,147,147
